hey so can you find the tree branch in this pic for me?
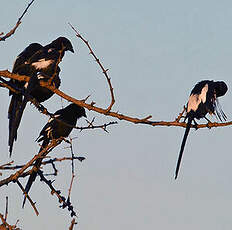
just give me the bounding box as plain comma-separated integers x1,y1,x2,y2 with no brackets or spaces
68,23,115,112
0,70,231,130
0,157,85,171
69,219,77,230
16,180,39,216
0,0,35,41
0,138,62,187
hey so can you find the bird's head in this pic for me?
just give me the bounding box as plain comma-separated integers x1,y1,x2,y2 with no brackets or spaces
69,103,87,118
51,37,74,53
214,81,228,97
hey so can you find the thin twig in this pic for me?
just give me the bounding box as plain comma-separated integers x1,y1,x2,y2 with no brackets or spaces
0,157,85,171
69,219,77,230
0,139,62,187
68,174,75,198
16,180,39,216
37,170,77,217
175,106,186,122
0,0,35,41
69,23,115,112
4,197,8,221
68,138,75,174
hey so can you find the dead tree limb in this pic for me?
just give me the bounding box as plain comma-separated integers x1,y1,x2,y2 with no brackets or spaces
0,70,231,129
68,23,115,112
0,139,62,187
16,180,39,216
0,0,35,41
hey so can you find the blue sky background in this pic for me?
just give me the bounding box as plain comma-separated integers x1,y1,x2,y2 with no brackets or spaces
1,0,232,229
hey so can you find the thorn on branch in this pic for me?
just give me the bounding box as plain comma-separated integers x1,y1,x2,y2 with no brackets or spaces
81,95,91,103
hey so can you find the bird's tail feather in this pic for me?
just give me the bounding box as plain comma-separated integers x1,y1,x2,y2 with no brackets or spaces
215,98,227,121
22,139,49,208
175,117,192,180
8,75,38,156
8,94,23,156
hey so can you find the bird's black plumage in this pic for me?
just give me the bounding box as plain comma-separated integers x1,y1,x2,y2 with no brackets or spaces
8,37,74,155
8,43,43,155
175,80,228,179
22,103,86,207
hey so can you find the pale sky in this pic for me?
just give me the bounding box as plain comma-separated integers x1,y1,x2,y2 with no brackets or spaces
1,0,232,229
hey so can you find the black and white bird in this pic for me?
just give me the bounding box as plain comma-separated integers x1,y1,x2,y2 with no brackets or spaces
22,103,86,207
8,37,74,155
175,80,228,179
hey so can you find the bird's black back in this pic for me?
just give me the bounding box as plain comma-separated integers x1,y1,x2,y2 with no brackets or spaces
37,103,86,143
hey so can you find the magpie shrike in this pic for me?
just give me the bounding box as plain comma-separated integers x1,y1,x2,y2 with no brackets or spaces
8,37,74,155
22,103,86,207
175,80,228,179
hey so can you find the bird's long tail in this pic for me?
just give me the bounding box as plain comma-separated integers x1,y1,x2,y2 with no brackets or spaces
8,75,38,156
8,94,23,156
22,139,49,208
175,117,192,179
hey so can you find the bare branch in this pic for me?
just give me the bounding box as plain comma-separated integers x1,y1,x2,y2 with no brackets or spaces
175,106,186,122
4,197,8,222
0,70,231,130
69,23,115,112
16,180,39,216
0,0,35,41
37,170,77,217
68,174,75,198
69,219,77,230
0,138,62,187
0,157,85,171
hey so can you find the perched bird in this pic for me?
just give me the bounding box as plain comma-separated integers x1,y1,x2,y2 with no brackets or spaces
8,37,74,155
22,103,86,207
8,43,43,155
175,80,228,179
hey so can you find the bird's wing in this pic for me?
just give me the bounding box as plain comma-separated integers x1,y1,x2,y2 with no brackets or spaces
36,113,61,142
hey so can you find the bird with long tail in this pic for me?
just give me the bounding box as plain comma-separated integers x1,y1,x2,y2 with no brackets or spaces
8,37,74,156
175,80,228,179
22,103,86,207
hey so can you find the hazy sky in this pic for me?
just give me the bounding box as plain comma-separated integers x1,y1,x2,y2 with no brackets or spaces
1,0,232,229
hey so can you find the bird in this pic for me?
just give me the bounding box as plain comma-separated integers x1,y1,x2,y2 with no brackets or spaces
175,80,228,180
8,37,74,156
22,103,86,207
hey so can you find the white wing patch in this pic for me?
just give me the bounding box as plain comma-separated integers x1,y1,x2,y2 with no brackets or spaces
47,118,54,123
37,73,46,79
47,114,60,123
45,126,52,132
24,82,29,89
32,59,53,70
187,84,208,112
